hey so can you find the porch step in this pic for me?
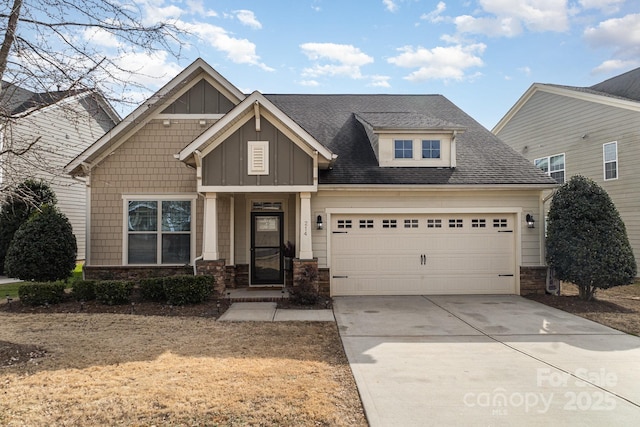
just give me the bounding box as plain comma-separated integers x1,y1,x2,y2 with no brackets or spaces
224,288,289,302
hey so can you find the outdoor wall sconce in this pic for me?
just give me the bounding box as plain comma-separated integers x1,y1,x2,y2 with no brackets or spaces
316,214,324,230
526,213,535,229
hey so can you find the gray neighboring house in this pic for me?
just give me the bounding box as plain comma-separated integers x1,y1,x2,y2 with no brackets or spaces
67,58,556,296
0,81,120,260
493,67,640,272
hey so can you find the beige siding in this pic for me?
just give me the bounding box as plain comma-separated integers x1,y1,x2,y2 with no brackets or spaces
310,189,544,269
89,120,204,265
497,91,640,270
4,97,115,260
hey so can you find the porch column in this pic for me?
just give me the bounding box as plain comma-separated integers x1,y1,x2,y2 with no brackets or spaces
203,192,219,260
298,192,313,259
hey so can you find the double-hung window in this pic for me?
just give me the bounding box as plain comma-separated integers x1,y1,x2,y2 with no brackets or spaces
535,153,565,184
394,139,413,159
421,140,441,159
126,196,195,265
603,142,618,180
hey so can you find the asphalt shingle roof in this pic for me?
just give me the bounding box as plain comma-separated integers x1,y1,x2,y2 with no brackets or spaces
0,81,87,115
265,94,555,186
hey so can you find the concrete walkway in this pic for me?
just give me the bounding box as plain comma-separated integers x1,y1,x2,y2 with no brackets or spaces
334,295,640,426
218,302,335,322
0,276,21,285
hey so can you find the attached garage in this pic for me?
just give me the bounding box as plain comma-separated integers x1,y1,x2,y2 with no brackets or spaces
330,213,517,296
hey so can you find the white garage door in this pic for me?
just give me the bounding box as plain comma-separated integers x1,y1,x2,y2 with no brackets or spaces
331,214,516,296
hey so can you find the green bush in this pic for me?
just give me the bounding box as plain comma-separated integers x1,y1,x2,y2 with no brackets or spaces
289,264,319,305
71,280,96,301
547,176,637,301
18,282,65,306
95,280,134,305
163,275,213,305
4,204,77,282
0,180,57,273
139,277,166,302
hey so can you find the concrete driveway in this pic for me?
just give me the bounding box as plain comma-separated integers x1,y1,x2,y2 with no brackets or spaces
334,295,640,426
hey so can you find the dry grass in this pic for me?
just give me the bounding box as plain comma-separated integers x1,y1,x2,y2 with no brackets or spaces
528,282,640,336
0,313,366,426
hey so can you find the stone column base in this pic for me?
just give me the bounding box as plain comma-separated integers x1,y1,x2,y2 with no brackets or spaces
196,259,226,295
520,266,548,295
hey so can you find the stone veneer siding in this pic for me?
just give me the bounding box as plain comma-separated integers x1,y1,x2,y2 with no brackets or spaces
520,266,548,295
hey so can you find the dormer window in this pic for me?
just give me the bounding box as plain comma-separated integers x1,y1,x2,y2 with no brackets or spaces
394,140,413,159
422,140,441,159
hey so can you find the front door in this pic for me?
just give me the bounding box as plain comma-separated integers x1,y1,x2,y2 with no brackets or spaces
251,212,284,285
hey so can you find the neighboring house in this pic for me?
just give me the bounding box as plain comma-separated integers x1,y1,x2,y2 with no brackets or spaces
0,82,120,260
493,68,640,273
66,58,556,296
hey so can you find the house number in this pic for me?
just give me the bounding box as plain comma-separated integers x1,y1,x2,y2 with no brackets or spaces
304,220,309,236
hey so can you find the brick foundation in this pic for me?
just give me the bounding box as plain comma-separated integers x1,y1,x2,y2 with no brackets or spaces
318,268,330,296
195,259,227,295
292,258,320,293
520,266,548,295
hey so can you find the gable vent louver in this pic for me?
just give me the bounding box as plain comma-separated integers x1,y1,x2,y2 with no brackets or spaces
248,140,269,175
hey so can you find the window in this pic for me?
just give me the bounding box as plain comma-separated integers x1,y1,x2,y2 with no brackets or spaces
404,219,419,228
382,219,397,228
427,219,442,228
359,219,374,229
449,219,463,228
471,219,486,228
422,140,441,159
394,140,413,159
126,198,194,265
493,218,508,228
535,154,565,183
337,220,352,229
603,142,618,180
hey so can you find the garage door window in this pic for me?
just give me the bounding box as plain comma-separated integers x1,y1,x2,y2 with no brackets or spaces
427,219,442,228
449,219,463,228
337,220,352,229
471,219,486,228
382,219,397,228
493,218,508,228
404,219,419,228
359,219,374,228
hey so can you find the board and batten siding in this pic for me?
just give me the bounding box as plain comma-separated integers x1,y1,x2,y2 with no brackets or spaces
496,90,640,271
89,120,207,265
309,189,544,269
202,116,314,187
5,96,115,261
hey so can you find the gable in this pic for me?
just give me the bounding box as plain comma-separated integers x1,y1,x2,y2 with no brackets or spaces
202,115,313,187
160,78,235,115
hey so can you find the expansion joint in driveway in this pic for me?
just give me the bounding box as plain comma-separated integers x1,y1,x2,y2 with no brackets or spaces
421,295,640,409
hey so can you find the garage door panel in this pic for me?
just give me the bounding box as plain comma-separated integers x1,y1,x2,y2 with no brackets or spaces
331,214,517,296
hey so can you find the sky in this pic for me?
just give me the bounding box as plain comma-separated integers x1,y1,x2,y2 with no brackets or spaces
90,0,640,130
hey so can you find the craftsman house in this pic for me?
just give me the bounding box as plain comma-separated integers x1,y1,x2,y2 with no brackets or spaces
493,67,640,273
67,58,556,296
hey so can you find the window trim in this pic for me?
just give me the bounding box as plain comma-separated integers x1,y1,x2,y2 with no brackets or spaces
421,139,441,159
603,141,618,181
534,153,565,184
123,194,197,266
394,139,413,159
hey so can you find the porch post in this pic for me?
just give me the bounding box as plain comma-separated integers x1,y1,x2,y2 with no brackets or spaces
203,192,219,260
298,192,313,259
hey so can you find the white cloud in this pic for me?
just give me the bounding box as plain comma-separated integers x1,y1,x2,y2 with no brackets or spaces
299,80,320,87
82,27,122,49
369,75,392,88
388,43,486,81
235,10,262,29
591,59,640,74
584,13,640,50
421,2,447,23
579,0,625,13
182,21,273,71
300,43,374,79
383,0,398,12
453,0,570,37
518,66,532,76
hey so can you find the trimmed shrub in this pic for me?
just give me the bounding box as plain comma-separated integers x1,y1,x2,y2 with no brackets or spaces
0,180,57,273
163,275,213,305
547,175,637,301
289,264,319,305
18,282,66,306
4,204,77,282
95,280,134,305
71,280,96,301
139,277,166,302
